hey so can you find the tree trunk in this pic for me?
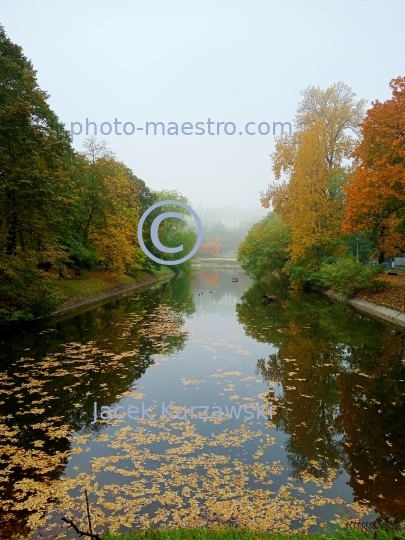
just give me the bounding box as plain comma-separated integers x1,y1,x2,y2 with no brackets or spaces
6,220,18,255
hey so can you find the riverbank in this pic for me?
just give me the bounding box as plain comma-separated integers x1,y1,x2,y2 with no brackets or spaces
325,289,405,328
52,267,174,317
355,272,405,313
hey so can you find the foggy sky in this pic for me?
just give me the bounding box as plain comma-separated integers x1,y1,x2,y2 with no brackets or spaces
1,0,404,209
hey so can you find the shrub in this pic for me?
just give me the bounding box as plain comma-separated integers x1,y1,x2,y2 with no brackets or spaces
319,257,385,296
0,258,62,324
285,262,322,290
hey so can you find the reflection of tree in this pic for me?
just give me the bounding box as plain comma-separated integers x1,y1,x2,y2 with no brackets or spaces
336,330,405,523
200,271,220,288
257,348,343,482
159,273,196,317
0,278,194,537
237,277,405,518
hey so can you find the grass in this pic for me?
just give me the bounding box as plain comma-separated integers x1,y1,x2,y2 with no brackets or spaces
54,267,173,303
149,266,176,277
103,528,405,540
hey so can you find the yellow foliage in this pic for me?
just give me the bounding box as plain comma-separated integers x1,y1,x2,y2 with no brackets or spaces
87,162,143,272
285,123,344,263
263,122,345,265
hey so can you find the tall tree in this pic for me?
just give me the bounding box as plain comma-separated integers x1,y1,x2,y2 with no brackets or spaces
259,83,365,288
262,82,365,210
295,81,366,168
74,137,148,273
343,77,405,261
262,122,345,270
0,25,74,320
0,25,73,263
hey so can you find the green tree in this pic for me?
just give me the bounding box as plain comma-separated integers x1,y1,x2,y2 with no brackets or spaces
150,190,198,273
0,25,73,261
0,25,73,320
237,213,291,279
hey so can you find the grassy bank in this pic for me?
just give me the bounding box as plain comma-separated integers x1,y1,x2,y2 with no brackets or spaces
103,529,404,540
54,267,174,304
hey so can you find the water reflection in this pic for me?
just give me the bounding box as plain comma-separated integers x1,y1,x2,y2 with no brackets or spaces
191,268,249,316
0,276,195,538
236,276,405,524
1,270,405,537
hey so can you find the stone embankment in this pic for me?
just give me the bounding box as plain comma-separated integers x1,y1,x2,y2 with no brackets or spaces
325,290,405,328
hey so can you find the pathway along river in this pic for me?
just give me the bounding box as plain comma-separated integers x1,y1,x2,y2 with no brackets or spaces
0,269,405,538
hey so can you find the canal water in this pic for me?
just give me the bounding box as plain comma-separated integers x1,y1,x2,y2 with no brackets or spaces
0,268,404,538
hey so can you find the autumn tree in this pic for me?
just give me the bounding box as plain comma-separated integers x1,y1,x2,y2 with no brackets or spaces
343,77,405,261
264,82,366,194
92,162,143,272
262,82,365,215
258,83,367,288
199,241,220,257
75,138,147,273
261,122,345,285
295,82,366,167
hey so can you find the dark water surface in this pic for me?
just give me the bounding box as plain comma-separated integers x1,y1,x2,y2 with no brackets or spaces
0,269,404,537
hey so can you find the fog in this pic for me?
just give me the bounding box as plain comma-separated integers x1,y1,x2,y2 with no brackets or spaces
1,0,404,209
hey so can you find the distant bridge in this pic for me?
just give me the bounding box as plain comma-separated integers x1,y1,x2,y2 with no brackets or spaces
193,256,242,268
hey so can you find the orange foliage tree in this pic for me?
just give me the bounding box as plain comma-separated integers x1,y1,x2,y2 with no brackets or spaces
343,77,405,261
198,241,220,257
